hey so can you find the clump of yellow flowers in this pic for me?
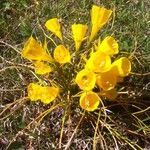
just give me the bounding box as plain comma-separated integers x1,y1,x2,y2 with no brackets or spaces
21,5,131,111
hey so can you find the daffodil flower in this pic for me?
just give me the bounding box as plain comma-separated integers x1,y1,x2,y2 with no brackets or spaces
89,5,112,42
45,18,62,40
21,36,52,62
111,57,131,77
40,86,59,104
75,69,96,91
27,83,59,104
98,36,119,55
96,69,117,91
27,83,43,101
72,24,88,51
33,61,53,75
23,4,131,111
79,91,100,111
54,45,71,64
85,51,111,73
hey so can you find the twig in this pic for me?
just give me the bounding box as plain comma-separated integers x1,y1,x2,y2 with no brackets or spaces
64,112,85,150
131,72,150,76
5,102,64,150
93,109,101,150
132,106,150,115
0,40,20,54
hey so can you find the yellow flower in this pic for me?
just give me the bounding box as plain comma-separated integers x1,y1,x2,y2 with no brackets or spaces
45,18,62,40
27,83,59,104
40,86,59,104
100,88,118,100
112,57,131,77
89,5,112,42
72,24,88,51
75,69,96,91
54,45,71,64
98,36,119,55
21,36,52,62
33,61,53,75
85,51,111,73
80,91,100,111
27,83,42,101
96,69,117,91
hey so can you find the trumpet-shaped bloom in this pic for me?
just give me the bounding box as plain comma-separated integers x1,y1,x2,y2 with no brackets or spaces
75,69,96,91
80,91,100,111
54,45,71,64
27,83,43,101
96,70,117,91
27,83,59,104
33,61,53,75
98,36,119,55
21,37,52,62
112,57,131,77
72,24,88,51
45,18,62,40
89,5,112,42
85,51,111,73
40,86,59,104
101,88,118,100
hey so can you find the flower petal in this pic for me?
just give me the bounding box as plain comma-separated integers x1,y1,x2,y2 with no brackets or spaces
33,61,53,75
112,57,131,77
40,87,59,104
45,18,62,40
75,69,96,91
21,36,52,62
96,69,117,91
27,83,42,101
89,5,112,42
80,91,100,111
85,51,111,73
98,36,119,55
27,83,59,104
54,45,71,64
72,24,88,51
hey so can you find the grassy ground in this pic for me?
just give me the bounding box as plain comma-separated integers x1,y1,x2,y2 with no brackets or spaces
0,0,150,149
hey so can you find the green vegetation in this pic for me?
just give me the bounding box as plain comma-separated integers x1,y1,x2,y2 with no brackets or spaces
0,0,150,149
